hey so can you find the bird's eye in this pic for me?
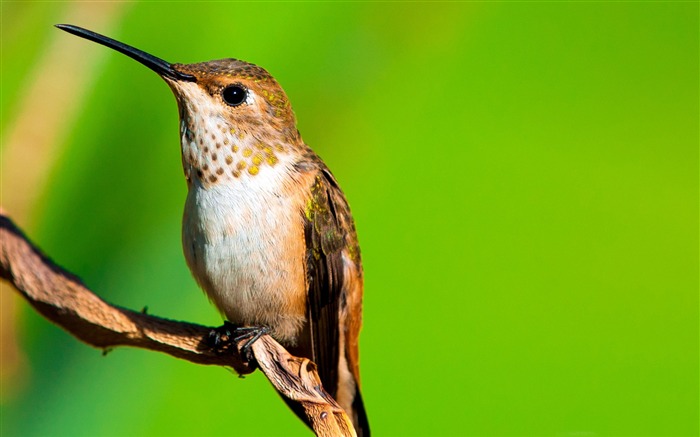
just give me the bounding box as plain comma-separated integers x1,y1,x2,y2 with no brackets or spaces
222,85,247,106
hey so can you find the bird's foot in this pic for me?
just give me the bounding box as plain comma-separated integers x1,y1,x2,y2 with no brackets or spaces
207,322,269,363
232,325,270,362
207,321,237,352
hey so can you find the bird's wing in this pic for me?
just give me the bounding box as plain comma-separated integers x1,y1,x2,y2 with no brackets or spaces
302,167,363,396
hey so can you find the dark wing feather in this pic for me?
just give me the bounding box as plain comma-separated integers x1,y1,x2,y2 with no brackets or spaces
294,158,368,435
303,169,349,395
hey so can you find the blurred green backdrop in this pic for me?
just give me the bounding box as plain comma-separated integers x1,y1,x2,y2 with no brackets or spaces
1,2,697,436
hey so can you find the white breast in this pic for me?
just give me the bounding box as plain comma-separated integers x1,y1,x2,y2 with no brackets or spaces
182,160,309,342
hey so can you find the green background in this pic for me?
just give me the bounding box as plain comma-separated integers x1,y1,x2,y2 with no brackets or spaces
1,2,697,436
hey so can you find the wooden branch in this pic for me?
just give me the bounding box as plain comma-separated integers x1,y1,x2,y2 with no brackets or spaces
0,211,355,437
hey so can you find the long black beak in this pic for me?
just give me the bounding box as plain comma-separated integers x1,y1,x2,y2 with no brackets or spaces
55,24,196,82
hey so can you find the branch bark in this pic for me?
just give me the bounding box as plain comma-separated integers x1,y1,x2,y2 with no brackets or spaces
0,211,355,437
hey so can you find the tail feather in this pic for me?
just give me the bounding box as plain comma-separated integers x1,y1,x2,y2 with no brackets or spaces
351,386,370,437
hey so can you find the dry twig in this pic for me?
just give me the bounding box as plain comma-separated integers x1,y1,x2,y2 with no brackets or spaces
0,211,355,437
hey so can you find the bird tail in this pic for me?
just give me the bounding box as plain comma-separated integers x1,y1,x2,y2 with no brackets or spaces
350,386,370,437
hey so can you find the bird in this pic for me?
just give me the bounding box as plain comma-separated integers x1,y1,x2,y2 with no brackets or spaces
55,24,369,436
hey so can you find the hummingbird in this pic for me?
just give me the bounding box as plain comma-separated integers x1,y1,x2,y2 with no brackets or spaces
56,25,369,435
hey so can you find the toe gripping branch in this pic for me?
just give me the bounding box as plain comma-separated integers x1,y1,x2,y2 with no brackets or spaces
208,322,270,363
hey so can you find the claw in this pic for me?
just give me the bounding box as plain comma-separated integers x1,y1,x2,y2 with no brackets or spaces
207,322,268,363
234,325,269,362
207,321,235,350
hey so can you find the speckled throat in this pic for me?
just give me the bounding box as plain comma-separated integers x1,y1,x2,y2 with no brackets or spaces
168,79,301,189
